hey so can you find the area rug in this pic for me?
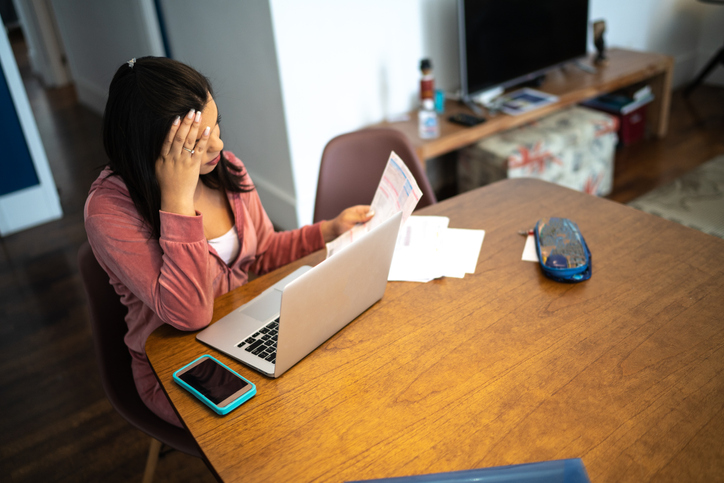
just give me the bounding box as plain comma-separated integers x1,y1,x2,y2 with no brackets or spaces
627,154,724,239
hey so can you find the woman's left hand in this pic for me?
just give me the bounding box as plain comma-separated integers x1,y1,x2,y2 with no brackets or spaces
320,205,374,242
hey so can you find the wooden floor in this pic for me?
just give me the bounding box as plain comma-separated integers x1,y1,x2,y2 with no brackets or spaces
1,28,723,481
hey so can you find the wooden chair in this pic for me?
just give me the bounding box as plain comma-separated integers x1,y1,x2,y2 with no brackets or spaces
77,241,203,483
313,127,437,223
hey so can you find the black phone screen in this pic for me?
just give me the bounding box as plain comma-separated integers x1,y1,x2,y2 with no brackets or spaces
179,357,249,405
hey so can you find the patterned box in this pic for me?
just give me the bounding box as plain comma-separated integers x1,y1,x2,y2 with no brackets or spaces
457,106,618,196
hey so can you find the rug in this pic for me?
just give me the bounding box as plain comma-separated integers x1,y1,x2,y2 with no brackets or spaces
627,154,724,239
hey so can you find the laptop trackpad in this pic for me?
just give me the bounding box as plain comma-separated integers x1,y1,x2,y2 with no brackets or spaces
240,289,282,322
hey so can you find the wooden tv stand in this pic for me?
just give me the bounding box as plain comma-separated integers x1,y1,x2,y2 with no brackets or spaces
376,48,674,165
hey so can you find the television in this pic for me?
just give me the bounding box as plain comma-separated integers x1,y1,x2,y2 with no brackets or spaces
458,0,590,103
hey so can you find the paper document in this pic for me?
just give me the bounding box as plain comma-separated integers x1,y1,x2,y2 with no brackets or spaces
522,234,539,262
388,216,485,282
326,151,422,258
440,228,485,278
388,216,449,282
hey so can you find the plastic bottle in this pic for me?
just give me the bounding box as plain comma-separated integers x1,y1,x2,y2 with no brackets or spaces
418,98,439,139
420,59,434,102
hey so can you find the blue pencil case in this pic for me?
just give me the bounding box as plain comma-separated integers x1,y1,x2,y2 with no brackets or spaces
534,217,591,283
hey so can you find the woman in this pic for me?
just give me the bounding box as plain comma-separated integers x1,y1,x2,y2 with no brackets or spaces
85,57,372,427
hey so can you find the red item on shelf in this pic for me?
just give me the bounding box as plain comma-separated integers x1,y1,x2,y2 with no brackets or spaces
618,105,646,146
420,58,434,101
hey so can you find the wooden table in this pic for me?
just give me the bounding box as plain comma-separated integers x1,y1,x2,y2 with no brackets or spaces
147,179,724,482
376,48,674,165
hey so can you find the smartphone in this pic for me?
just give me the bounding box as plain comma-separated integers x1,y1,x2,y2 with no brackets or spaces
448,113,486,126
173,355,256,415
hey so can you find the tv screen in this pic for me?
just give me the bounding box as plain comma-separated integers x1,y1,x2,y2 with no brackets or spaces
459,0,589,100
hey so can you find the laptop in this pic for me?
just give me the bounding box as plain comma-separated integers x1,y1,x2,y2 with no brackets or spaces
196,211,403,378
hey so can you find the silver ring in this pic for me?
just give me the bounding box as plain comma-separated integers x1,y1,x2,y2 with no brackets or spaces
183,147,194,154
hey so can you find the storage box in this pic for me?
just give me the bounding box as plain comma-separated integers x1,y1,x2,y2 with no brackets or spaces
457,106,618,196
580,88,651,146
617,105,646,146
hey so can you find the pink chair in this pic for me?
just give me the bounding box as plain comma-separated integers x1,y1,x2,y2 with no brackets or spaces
313,128,437,223
77,241,204,483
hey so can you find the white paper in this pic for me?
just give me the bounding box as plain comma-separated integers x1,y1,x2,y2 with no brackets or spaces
388,216,449,282
326,151,423,258
522,234,539,262
440,228,485,277
388,216,485,282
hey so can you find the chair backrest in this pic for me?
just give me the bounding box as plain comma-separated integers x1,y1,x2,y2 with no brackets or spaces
313,128,437,223
77,241,200,456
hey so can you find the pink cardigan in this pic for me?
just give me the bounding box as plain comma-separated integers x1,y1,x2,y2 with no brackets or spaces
84,152,323,425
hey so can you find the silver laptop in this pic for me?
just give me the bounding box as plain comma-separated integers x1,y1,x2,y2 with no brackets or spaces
196,211,403,378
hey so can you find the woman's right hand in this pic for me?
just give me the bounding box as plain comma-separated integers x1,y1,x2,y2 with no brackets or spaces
156,109,211,216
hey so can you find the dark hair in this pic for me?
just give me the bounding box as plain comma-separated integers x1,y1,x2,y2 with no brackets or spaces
102,56,253,239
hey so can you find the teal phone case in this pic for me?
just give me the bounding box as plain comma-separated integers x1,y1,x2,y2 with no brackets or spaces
173,355,256,415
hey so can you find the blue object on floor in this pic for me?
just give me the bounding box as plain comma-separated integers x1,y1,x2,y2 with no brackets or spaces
346,458,591,483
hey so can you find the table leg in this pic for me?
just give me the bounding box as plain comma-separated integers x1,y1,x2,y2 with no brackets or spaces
646,59,674,138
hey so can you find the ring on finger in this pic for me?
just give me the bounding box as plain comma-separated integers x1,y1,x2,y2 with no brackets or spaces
183,147,194,154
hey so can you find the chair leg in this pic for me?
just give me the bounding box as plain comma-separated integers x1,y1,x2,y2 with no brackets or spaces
684,45,724,97
142,438,162,483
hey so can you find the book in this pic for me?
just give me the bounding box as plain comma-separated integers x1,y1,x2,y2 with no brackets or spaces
499,88,559,116
582,88,654,116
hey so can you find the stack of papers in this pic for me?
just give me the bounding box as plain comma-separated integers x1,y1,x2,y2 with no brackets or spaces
388,216,485,282
326,151,485,282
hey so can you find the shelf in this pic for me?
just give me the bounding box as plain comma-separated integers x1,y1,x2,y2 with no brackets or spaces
374,48,674,165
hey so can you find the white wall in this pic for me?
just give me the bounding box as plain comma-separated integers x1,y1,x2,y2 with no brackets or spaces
51,0,165,114
589,0,724,88
269,0,425,226
12,0,71,87
159,0,299,230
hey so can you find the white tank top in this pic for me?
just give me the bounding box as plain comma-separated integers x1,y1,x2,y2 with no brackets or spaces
208,226,240,265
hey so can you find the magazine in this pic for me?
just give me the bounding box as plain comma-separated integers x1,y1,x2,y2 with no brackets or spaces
500,88,559,116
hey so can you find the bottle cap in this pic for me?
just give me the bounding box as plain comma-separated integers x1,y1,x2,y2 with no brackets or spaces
420,58,432,71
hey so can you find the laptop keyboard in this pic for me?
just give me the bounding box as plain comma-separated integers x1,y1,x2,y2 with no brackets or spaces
236,317,279,364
